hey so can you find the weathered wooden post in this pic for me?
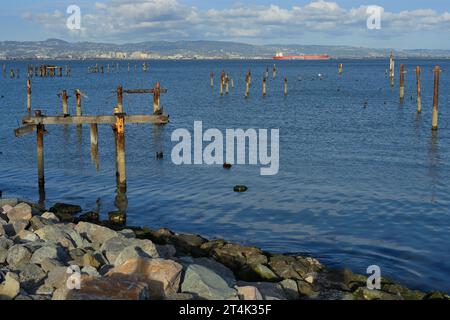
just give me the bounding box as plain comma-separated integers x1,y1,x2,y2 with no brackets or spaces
399,64,405,102
225,75,229,95
114,113,127,193
2,65,6,77
116,86,124,113
35,110,45,196
61,90,69,116
210,72,214,87
432,66,440,131
245,71,251,98
338,63,343,75
220,70,225,96
16,69,20,78
273,64,277,79
10,69,15,78
90,123,99,171
389,51,395,87
284,77,288,96
262,77,267,97
265,67,269,79
416,66,422,114
153,82,163,114
27,80,32,112
59,67,63,77
128,63,130,73
231,78,234,89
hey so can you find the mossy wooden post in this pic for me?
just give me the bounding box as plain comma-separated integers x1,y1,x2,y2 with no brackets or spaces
210,72,214,87
116,86,124,113
338,63,343,75
220,70,225,96
36,110,45,197
114,113,127,193
399,64,405,102
273,64,277,79
90,123,99,171
416,66,422,114
262,77,267,97
27,79,32,112
61,90,69,116
432,66,440,131
10,69,15,78
284,77,288,96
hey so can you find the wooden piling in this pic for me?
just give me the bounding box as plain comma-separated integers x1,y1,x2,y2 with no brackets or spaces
416,66,422,114
225,75,229,95
153,82,162,114
114,114,127,193
210,72,214,87
432,66,440,131
245,71,251,98
399,64,405,102
262,77,267,97
338,63,343,75
27,80,31,112
116,86,124,113
389,51,395,79
273,64,277,79
231,78,234,89
284,77,288,96
61,90,69,116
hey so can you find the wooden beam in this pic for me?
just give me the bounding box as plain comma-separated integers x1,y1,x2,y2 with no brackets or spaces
22,115,169,126
14,125,36,137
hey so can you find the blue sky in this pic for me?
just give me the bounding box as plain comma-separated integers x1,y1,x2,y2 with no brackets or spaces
2,0,450,49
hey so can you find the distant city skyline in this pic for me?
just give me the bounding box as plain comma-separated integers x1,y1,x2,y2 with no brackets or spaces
1,0,450,49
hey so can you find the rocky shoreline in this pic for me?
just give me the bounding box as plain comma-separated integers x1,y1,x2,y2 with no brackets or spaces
0,198,449,301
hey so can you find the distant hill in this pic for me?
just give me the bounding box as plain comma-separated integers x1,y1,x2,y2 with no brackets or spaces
0,39,449,60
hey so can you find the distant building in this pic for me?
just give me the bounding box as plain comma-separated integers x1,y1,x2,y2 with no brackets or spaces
129,51,152,60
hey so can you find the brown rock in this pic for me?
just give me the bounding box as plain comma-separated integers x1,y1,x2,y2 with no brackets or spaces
7,203,32,222
107,257,183,299
62,274,149,300
237,286,263,300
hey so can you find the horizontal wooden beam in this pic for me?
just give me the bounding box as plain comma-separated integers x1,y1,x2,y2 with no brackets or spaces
22,115,169,126
14,125,36,137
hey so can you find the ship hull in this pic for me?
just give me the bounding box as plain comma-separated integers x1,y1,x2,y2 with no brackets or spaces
273,55,330,61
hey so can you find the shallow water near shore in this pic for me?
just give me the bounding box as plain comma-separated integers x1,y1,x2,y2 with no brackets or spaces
0,59,449,293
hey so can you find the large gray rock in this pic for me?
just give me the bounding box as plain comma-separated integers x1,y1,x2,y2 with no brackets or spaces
40,258,65,273
15,230,40,242
181,263,238,300
75,222,119,247
0,199,19,208
31,245,68,265
0,237,13,250
18,264,46,292
0,247,8,264
7,245,32,268
0,224,5,237
100,236,159,265
0,272,20,300
46,266,70,289
4,220,29,237
29,216,54,231
7,203,32,222
35,225,84,250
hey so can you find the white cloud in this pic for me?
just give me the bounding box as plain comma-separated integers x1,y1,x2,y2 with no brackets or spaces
24,0,450,43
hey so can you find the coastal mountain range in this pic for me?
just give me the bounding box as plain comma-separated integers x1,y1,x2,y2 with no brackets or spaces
1,39,449,60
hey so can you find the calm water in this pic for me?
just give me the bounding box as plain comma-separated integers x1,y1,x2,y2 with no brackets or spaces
0,59,449,293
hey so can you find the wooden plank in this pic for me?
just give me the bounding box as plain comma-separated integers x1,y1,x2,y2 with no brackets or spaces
22,115,169,126
14,125,36,137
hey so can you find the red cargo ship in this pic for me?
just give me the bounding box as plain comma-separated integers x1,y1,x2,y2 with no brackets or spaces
273,52,330,60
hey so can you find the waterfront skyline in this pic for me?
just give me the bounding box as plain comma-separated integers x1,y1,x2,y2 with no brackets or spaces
1,0,449,49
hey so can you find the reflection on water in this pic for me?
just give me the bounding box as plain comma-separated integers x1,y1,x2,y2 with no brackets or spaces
1,59,450,293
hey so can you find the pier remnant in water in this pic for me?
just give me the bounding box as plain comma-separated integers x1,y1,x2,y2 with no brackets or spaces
27,80,31,112
432,66,440,131
245,70,251,98
262,77,267,97
225,74,229,95
338,63,343,75
14,83,170,203
399,64,405,102
284,77,288,96
389,51,395,85
210,72,214,88
273,64,277,79
122,82,168,115
220,70,225,96
58,90,70,116
416,66,422,114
